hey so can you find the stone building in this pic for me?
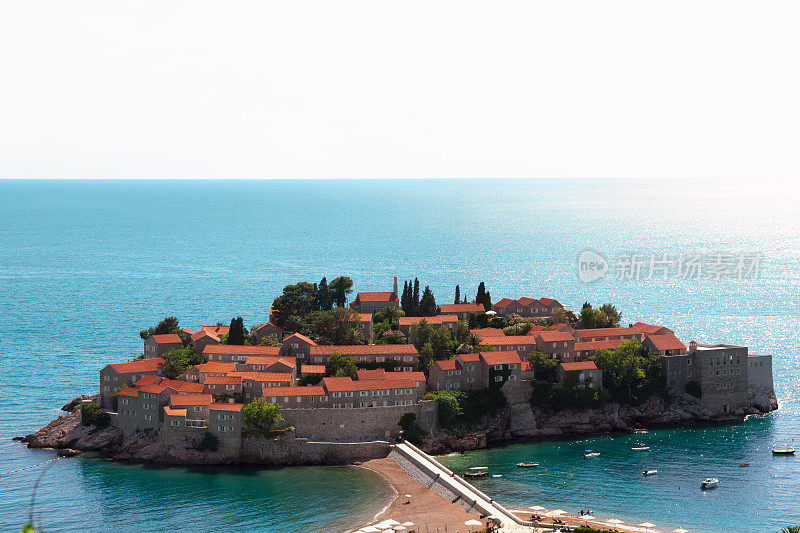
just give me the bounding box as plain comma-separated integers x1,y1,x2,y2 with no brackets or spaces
251,322,286,343
203,344,282,364
642,333,687,356
143,334,182,359
427,351,522,390
190,329,221,354
437,303,485,321
535,330,577,362
573,327,641,343
397,314,458,338
357,313,374,344
99,357,165,408
308,344,418,370
556,361,602,389
573,339,623,360
477,334,539,358
279,333,317,362
350,291,400,314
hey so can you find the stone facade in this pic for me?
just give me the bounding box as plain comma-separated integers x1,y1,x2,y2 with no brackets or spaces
437,303,485,322
350,291,400,314
398,315,458,338
99,358,165,408
143,334,182,359
535,330,576,362
748,354,774,391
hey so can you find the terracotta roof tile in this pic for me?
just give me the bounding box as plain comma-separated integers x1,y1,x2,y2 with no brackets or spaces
356,292,399,302
203,376,242,385
244,356,296,368
227,372,291,383
386,371,426,382
282,332,317,345
164,406,186,416
560,361,598,372
109,357,165,374
310,344,418,356
356,369,387,380
209,403,243,412
398,315,458,326
152,333,182,344
118,388,139,397
537,331,575,342
646,333,686,351
438,303,485,313
493,298,516,308
192,362,237,374
575,339,624,352
262,386,325,397
169,394,213,406
432,359,460,371
301,364,326,374
191,329,220,342
575,327,640,340
480,350,522,365
178,382,205,393
134,375,161,387
322,377,415,392
203,345,281,356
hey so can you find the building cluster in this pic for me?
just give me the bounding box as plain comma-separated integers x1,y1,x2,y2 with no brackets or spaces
97,278,773,454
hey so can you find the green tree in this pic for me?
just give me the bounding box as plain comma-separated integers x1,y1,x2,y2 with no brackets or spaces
529,351,558,382
326,352,358,378
591,339,664,405
483,290,492,311
579,302,622,329
412,278,420,316
398,412,425,444
476,282,486,307
271,282,317,326
161,347,202,379
311,308,364,345
401,280,411,315
409,319,435,350
423,390,465,429
81,402,110,428
430,328,454,360
317,277,333,311
242,398,284,437
598,303,622,327
329,276,353,307
454,285,460,304
418,343,435,370
419,285,437,316
139,316,181,340
226,317,246,345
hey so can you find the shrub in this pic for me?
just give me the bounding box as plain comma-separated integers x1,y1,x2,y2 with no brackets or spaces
398,412,425,444
196,433,219,452
242,398,284,437
423,390,465,429
685,380,702,398
81,402,110,428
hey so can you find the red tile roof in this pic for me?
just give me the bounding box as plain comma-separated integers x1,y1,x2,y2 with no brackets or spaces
262,386,325,397
118,388,139,397
228,372,291,383
432,359,460,371
480,350,522,365
192,361,237,374
574,327,641,340
244,356,296,368
164,406,186,416
471,328,506,337
254,321,284,333
203,376,242,385
438,303,485,314
282,332,317,345
138,383,170,394
575,339,624,352
109,357,165,374
134,375,160,387
169,394,213,406
560,361,598,372
191,329,220,342
536,331,575,343
152,333,182,344
539,298,560,307
631,322,673,335
209,403,243,412
300,364,326,374
178,382,205,393
202,325,230,336
203,345,282,356
494,298,516,308
457,353,481,362
322,377,415,392
521,361,532,372
356,292,399,302
481,335,539,346
181,328,195,336
386,371,426,382
646,334,686,351
310,344,418,356
398,315,458,326
357,369,387,380
517,297,540,307
358,313,373,323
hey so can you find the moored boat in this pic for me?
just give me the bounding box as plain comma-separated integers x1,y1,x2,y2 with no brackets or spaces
642,469,658,475
701,477,719,489
517,462,539,468
631,446,651,451
582,450,600,458
772,448,796,455
491,474,503,478
738,463,751,467
464,466,489,478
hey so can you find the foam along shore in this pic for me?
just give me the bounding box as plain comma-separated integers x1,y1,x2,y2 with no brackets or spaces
509,508,673,532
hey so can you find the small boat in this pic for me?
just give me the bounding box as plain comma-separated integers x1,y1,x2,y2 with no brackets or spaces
738,463,751,467
642,469,658,476
772,448,796,455
517,462,540,468
464,467,489,478
631,446,651,451
492,474,503,478
701,477,719,489
582,450,600,458
632,428,648,434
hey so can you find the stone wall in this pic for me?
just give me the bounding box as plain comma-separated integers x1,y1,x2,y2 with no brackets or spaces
280,400,437,442
240,431,391,465
748,354,773,391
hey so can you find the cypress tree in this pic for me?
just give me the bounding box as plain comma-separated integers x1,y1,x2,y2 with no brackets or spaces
412,278,420,316
228,317,245,345
476,282,486,306
483,291,492,311
317,277,332,311
420,286,437,316
401,280,411,315
454,285,460,305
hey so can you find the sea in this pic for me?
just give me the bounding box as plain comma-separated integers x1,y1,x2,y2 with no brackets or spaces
0,178,798,533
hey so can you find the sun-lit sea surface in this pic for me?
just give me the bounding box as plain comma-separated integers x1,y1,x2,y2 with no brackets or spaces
0,178,798,532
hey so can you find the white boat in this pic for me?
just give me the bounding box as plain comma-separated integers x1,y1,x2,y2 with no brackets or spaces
701,477,719,489
631,446,651,451
492,474,503,478
464,467,489,478
517,462,539,468
582,450,600,458
642,469,658,476
772,448,796,455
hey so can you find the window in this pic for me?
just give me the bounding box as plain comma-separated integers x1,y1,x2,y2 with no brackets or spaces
144,414,151,421
687,358,693,366
194,406,202,412
455,370,462,376
104,375,110,381
467,377,474,383
493,365,502,370
494,375,503,382
171,420,180,426
508,375,518,381
104,386,109,392
467,365,475,371
453,382,461,389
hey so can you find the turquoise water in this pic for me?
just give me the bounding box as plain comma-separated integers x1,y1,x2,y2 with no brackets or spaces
0,178,798,532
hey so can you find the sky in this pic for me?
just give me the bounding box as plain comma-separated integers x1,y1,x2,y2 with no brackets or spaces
1,1,799,180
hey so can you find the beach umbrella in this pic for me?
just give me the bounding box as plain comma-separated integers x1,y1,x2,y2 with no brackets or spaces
464,519,483,526
639,523,656,532
394,527,407,532
381,520,401,527
401,523,415,527
362,527,381,533
404,494,413,498
607,518,625,525
528,505,546,511
673,529,689,533
545,509,566,517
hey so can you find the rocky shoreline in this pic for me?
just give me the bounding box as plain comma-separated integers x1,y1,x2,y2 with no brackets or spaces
17,388,778,465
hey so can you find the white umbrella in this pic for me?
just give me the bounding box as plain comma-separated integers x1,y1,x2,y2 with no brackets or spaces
379,520,401,527
381,529,394,533
639,523,656,532
607,518,625,524
465,519,483,526
401,523,415,527
545,509,566,517
673,529,689,533
394,527,407,532
404,494,413,498
362,527,381,533
529,505,546,511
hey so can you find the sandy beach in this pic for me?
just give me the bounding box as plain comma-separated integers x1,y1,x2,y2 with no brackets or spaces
356,457,489,533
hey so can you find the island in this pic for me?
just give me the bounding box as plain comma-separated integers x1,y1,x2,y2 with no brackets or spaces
18,276,778,531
